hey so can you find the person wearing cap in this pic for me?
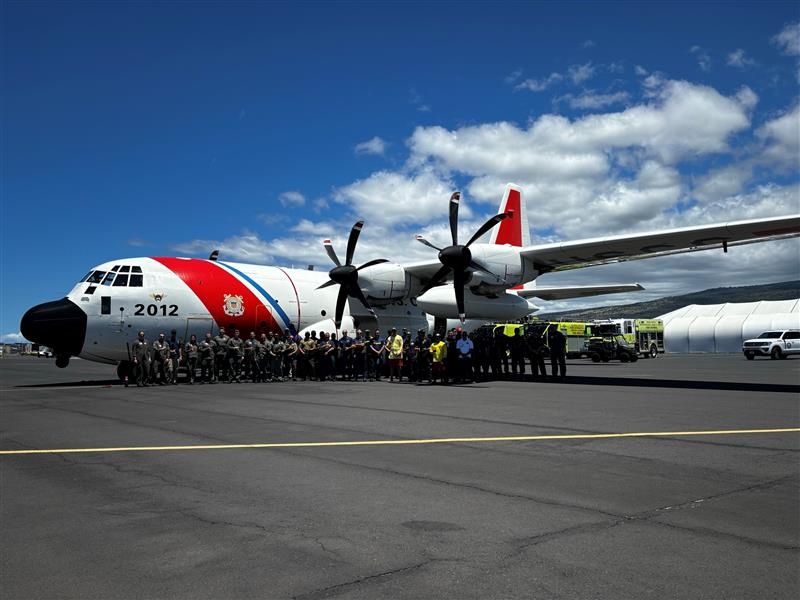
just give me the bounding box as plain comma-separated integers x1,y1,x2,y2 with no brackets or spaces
298,331,317,380
456,330,474,383
338,329,352,380
351,329,366,381
385,327,404,382
227,329,244,383
429,333,448,384
213,328,230,383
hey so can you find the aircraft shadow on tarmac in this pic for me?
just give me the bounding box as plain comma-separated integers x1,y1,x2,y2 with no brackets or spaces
14,376,799,394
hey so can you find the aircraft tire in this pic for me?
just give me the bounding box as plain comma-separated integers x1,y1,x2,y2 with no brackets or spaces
117,361,133,381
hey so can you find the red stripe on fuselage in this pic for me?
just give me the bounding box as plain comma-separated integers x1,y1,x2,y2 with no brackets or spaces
152,257,280,334
494,189,522,246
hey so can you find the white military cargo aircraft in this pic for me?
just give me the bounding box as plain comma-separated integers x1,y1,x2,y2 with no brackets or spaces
21,183,800,375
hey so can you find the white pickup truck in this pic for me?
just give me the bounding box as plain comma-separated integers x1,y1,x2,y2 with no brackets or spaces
742,330,800,360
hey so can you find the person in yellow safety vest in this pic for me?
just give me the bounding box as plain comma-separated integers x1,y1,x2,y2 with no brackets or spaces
385,327,404,382
429,333,448,384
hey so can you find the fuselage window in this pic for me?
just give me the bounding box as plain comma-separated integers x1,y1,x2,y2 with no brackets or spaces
120,265,130,273
101,296,111,315
132,266,142,273
111,265,120,272
87,270,107,284
101,272,116,286
113,274,129,287
85,285,97,295
80,271,93,282
129,274,143,287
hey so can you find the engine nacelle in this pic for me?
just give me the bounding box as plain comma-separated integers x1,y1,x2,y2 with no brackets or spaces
416,286,533,320
358,262,408,303
467,244,524,293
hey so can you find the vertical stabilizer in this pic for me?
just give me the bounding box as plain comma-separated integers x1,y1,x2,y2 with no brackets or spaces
489,183,530,247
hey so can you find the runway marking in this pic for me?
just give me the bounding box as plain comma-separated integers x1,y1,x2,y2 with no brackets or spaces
1,428,798,456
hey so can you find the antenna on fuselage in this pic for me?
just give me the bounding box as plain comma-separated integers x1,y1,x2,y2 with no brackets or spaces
209,250,219,261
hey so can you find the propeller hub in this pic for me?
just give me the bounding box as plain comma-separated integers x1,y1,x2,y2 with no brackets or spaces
438,245,472,271
329,264,358,285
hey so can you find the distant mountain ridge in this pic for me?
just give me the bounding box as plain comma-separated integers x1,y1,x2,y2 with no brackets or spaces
536,281,800,321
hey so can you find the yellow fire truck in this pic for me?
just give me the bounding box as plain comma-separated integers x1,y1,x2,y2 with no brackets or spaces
592,319,665,358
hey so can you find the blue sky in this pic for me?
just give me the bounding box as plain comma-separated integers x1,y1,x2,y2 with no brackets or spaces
3,1,799,342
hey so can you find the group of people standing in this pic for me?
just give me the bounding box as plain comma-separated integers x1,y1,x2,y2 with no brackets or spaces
126,324,567,387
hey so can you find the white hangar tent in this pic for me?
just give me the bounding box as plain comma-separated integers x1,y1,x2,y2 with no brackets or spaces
658,299,800,353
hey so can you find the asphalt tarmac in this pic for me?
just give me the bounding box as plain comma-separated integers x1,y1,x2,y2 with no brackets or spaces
1,354,798,599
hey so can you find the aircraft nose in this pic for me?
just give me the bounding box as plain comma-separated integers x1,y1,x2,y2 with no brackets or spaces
20,298,87,357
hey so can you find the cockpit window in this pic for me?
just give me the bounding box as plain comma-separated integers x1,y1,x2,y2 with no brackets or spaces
86,270,107,284
81,266,142,286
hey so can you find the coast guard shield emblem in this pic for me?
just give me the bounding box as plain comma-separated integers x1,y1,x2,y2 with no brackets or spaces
223,294,245,317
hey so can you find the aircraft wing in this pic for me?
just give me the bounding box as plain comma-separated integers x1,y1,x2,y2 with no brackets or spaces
403,259,451,283
520,215,800,273
514,283,645,300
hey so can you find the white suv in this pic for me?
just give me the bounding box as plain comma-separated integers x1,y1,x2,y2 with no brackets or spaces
742,330,800,360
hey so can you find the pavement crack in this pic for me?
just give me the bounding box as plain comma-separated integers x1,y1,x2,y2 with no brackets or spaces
291,559,437,600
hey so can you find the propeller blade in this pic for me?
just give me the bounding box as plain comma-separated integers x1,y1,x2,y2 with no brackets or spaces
334,285,349,330
415,235,442,252
453,269,467,322
323,239,341,267
417,264,452,296
449,192,460,246
469,260,507,284
356,258,389,271
316,279,338,290
349,284,376,315
345,220,364,266
465,212,511,248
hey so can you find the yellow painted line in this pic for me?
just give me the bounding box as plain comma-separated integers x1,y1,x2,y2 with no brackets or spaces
1,428,799,456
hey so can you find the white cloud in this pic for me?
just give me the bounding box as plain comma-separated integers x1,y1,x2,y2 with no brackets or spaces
726,49,756,68
515,72,563,92
410,88,431,112
279,191,306,207
692,163,753,204
756,104,800,169
582,40,595,49
773,21,800,56
2,332,25,344
690,46,712,71
333,169,461,226
558,90,630,110
354,136,387,156
568,62,595,84
505,69,522,84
